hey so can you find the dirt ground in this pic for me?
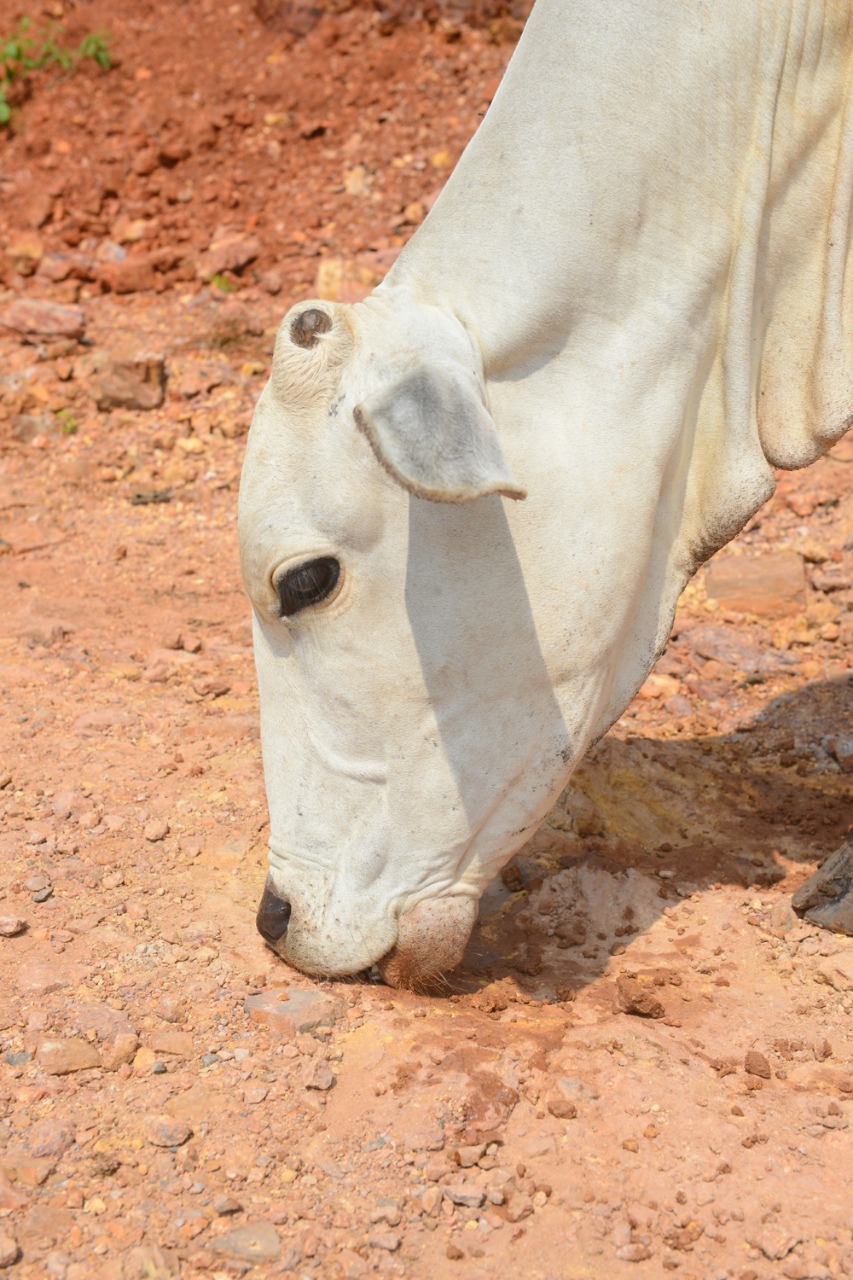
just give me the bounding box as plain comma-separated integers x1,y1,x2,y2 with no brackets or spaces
1,3,853,1278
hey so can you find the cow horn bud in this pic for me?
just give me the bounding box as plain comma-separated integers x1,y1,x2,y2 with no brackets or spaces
291,308,332,349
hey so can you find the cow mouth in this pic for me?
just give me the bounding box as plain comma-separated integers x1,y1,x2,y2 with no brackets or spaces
255,877,476,990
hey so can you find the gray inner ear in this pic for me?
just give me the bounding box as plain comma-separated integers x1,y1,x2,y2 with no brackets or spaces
353,364,526,504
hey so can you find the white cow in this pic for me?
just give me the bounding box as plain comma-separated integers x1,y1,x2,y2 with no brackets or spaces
239,0,853,986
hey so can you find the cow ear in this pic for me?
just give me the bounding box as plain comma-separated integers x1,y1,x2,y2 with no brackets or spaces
353,365,526,503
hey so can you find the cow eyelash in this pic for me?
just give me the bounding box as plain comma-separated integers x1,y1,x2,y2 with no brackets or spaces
276,557,341,617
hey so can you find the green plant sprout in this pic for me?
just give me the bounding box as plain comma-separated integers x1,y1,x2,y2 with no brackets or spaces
209,273,240,293
0,18,111,126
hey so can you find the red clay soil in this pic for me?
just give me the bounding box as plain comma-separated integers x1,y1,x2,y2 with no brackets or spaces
1,4,852,1280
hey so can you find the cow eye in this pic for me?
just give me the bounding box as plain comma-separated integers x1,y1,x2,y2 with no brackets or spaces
276,557,341,617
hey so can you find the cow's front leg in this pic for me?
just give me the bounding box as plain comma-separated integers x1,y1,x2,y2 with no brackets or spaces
792,830,853,935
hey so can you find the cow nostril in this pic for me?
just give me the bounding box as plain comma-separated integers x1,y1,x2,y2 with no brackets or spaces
256,875,291,946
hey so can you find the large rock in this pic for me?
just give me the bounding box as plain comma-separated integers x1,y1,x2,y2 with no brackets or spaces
793,834,853,936
1,299,85,341
703,551,806,617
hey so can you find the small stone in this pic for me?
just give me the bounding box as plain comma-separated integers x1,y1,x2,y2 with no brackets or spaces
37,1038,101,1075
446,1243,464,1260
198,231,261,280
151,1061,168,1075
100,1033,139,1071
244,988,344,1036
144,818,170,842
443,1184,485,1208
93,352,167,411
505,1192,534,1223
201,1052,219,1068
27,1118,76,1159
370,1198,402,1227
210,1221,281,1262
148,1030,193,1058
454,1143,486,1168
192,678,231,700
215,1195,243,1216
0,1233,20,1267
617,1244,653,1262
243,1082,269,1105
259,268,283,295
1,299,85,341
816,952,853,991
302,1059,335,1091
33,887,54,904
153,996,185,1026
121,1244,178,1279
744,1050,772,1079
616,976,666,1020
703,551,806,618
0,918,26,937
546,1096,578,1119
367,1232,400,1252
143,1115,192,1148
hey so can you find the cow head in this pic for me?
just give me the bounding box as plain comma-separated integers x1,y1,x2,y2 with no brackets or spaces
238,278,777,988
238,286,585,988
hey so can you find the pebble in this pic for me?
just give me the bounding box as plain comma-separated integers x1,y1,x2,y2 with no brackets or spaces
616,976,666,1020
27,1119,76,1159
215,1195,244,1216
36,1038,101,1075
144,818,170,842
1,298,85,340
0,1233,20,1267
244,987,344,1036
816,952,853,992
454,1144,486,1168
367,1232,401,1252
0,918,27,937
198,231,262,279
302,1059,335,1091
148,1030,193,1058
92,352,167,411
120,1244,178,1279
703,551,806,618
546,1096,578,1119
745,1050,772,1079
443,1184,485,1209
33,887,54,904
143,1115,193,1148
209,1221,281,1262
155,995,186,1024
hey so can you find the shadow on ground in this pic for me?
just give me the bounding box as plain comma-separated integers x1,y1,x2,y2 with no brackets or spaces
453,676,853,999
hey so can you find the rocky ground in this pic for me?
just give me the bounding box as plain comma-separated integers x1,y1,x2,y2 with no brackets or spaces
1,3,853,1279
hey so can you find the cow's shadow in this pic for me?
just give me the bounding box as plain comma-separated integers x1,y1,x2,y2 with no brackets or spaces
451,674,853,1000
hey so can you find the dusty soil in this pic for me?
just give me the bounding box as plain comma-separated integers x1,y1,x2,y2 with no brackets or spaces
1,3,853,1279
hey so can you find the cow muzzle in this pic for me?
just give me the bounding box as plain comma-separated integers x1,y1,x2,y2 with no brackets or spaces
255,876,476,990
256,875,292,946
